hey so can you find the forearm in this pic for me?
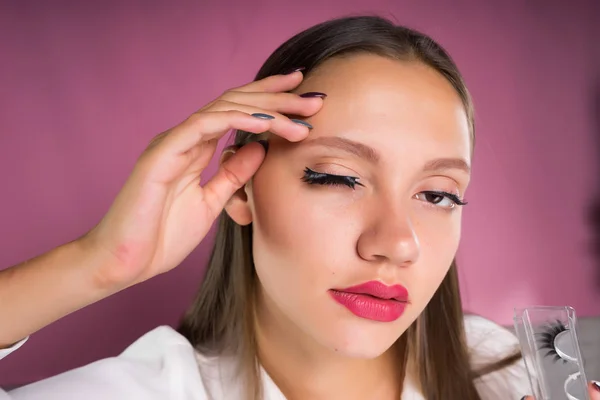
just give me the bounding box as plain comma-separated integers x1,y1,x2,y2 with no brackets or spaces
0,239,116,348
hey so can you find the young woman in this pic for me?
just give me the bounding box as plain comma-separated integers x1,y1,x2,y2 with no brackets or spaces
1,15,598,400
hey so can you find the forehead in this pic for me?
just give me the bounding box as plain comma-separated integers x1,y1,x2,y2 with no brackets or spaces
294,54,471,163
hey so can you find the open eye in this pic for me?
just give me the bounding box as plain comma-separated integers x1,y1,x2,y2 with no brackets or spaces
302,167,364,189
415,191,467,209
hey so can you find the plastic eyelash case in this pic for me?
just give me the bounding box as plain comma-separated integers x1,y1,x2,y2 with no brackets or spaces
514,306,589,400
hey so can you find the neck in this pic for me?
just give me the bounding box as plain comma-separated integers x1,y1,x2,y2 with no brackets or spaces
254,289,404,400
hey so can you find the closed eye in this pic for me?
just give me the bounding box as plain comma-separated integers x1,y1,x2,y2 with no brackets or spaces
301,167,363,189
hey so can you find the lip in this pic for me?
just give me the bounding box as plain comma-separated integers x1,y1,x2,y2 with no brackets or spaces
329,281,409,323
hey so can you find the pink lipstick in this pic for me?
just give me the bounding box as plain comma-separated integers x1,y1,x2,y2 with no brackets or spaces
329,281,409,322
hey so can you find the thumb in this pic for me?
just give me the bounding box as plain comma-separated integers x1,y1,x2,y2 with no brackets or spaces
201,141,266,219
589,381,600,399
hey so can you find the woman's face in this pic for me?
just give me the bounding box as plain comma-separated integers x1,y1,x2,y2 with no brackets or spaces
246,54,471,358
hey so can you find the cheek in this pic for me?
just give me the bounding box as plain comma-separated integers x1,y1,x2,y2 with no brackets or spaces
252,174,311,260
249,166,351,290
411,209,462,301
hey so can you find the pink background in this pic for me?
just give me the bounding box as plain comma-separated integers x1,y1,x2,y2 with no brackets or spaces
1,0,599,386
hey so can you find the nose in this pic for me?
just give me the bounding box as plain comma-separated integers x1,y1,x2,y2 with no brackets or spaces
356,203,420,266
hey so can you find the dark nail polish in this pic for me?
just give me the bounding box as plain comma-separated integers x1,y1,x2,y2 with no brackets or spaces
281,67,306,75
290,119,313,129
258,140,269,153
251,113,275,120
299,92,327,98
520,397,527,400
593,381,600,391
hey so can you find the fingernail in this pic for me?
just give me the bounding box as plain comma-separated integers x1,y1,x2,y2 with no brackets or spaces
258,140,269,153
281,67,305,75
520,397,527,400
299,92,327,98
593,381,600,391
290,119,313,129
251,113,275,120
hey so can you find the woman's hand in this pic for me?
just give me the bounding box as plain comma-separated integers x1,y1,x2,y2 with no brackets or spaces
521,381,600,399
0,70,325,347
83,69,324,290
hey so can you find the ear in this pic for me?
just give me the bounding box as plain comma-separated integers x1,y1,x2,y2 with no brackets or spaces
221,146,253,226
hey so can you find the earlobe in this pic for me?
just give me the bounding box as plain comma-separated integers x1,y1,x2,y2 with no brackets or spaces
224,190,253,226
220,146,253,226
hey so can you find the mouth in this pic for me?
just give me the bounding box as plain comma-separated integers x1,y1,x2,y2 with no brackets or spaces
329,281,409,323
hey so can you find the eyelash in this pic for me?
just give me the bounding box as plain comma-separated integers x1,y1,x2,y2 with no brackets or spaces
302,167,364,189
537,320,568,364
301,167,468,207
419,191,468,207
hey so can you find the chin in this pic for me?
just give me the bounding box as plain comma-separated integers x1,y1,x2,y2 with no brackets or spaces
311,319,403,359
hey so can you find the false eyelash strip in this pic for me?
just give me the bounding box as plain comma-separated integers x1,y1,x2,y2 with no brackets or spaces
536,320,568,363
514,307,588,400
302,167,363,189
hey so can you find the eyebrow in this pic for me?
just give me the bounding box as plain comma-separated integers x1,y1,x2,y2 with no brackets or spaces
302,136,471,174
423,157,471,174
302,137,380,163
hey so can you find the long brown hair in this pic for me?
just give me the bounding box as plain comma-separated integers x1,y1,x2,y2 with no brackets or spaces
178,15,519,399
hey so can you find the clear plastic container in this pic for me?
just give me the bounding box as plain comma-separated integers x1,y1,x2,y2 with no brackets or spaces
514,306,589,400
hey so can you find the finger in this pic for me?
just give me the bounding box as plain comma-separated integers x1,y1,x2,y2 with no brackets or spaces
201,141,265,220
157,110,273,156
228,69,305,93
589,381,600,399
206,99,312,139
189,141,235,181
186,139,219,177
218,91,324,117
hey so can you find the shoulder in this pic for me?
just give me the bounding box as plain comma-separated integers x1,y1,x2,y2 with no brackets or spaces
463,313,520,363
463,314,531,400
7,326,208,400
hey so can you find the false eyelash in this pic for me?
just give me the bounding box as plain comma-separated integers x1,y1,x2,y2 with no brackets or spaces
536,320,568,363
302,167,364,189
421,191,468,206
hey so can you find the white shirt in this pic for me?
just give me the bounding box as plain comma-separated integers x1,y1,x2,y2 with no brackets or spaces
0,315,530,399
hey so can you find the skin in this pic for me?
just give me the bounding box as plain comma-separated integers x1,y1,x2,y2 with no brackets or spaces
226,54,472,399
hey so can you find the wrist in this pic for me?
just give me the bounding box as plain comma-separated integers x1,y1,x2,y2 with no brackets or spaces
0,236,122,346
72,234,131,297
